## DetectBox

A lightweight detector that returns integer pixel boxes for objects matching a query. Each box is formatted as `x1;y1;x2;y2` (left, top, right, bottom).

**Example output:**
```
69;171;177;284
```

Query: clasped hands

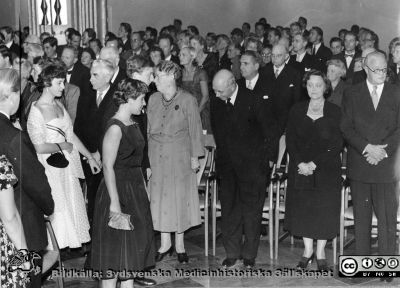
297;162;316;176
363;144;387;165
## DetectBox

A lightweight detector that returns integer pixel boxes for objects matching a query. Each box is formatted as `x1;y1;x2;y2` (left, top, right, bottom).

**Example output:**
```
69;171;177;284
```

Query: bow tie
345;53;354;58
67;70;73;75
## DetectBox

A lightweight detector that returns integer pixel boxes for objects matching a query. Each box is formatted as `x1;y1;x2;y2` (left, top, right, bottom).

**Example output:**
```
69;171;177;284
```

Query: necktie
96;91;103;107
226;97;234;108
371;85;379;110
247;80;252;90
66;70;72;75
275;68;279;78
312;45;316;55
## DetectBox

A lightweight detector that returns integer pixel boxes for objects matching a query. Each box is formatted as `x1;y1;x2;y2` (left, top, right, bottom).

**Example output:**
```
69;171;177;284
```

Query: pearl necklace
161;90;179;108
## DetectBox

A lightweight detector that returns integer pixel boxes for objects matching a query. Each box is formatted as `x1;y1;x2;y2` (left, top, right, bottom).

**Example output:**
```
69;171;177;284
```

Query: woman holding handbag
27;63;101;249
90;79;155;288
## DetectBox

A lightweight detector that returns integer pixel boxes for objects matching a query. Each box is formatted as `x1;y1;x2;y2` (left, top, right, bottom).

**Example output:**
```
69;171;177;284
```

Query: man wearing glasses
341;52;400;283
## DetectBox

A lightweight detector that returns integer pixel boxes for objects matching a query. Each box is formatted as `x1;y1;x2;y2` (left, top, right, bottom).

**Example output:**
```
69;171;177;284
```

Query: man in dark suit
158;34;180;65
332;31;361;83
211;69;278;269
268;44;302;135
99;46;127;89
341;52;400;284
309;26;332;69
0;69;54;288
0;26;20;56
255;22;268;46
288;32;322;77
389;42;400;85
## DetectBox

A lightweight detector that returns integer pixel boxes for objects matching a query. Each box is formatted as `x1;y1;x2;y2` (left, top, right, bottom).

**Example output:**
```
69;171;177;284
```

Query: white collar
366;79;384;98
296;51;307;62
111;66;120;84
97;85;110;98
274;64;285;74
5;41;12;49
246;73;259;90
165;54;172;61
313;42;322;51
228;84;239;105
0;110;10;119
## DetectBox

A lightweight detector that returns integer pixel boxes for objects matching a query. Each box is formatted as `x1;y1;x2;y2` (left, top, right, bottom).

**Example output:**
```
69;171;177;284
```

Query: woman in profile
147;61;204;263
91;79;155;288
27;63;100;249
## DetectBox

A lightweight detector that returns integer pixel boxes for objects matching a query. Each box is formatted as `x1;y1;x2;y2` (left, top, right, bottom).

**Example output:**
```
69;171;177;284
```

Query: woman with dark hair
80;48;96;69
91;78;155;288
148;60;203;263
149;46;164;67
27;63;100;249
284;70;343;272
179;46;211;133
143;39;155;53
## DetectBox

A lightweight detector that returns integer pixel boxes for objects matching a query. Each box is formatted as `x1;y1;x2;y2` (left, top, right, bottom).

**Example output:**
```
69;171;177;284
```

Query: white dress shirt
296;51;307;62
96;85;111;106
246;73;259;90
366;79;384;103
313;42;321;54
227;84;239;105
273;64;285;78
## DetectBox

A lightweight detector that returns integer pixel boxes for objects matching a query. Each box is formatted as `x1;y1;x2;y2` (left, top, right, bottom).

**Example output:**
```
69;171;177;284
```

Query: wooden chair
42;218;64;288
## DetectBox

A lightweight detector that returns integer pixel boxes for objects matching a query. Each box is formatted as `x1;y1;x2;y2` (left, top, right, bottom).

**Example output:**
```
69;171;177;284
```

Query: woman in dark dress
90;79;155;288
284;70;343;272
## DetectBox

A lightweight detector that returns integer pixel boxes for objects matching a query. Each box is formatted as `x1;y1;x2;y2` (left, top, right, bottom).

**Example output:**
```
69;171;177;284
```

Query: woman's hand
191;157;200;173
61;142;73;153
110;200;121;214
88;158;101;174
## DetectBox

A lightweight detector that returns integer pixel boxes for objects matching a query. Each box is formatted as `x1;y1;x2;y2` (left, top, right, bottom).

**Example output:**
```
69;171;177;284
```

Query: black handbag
46;124;69;168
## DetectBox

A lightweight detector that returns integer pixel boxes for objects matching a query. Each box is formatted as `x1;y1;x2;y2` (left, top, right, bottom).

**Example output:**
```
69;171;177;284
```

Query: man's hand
298;162;313;176
364;144;387;165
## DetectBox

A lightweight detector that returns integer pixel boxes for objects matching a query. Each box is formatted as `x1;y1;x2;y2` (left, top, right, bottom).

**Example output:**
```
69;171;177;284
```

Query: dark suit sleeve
255;96;280;161
340;88;369;154
382;87;400;157
9;133;54;216
286;106;303;166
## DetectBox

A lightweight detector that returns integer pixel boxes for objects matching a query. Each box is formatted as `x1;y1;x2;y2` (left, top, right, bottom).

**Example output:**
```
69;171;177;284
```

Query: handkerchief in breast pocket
263;95;269;99
289;84;294;87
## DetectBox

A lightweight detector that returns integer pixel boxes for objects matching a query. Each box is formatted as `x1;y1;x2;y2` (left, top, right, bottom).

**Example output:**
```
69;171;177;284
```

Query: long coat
147;89;204;233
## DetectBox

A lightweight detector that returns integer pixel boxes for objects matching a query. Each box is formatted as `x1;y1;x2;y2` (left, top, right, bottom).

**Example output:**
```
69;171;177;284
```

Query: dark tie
226;97;234;108
312;45;316;55
67;70;72;75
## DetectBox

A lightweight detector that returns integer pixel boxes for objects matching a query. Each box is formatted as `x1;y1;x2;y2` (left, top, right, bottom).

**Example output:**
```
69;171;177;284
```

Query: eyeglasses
365;65;387;74
261;53;271;57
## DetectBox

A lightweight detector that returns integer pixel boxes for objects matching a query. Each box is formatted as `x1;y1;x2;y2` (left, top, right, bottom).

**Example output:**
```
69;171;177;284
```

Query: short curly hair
156;60;182;81
302;69;332;98
126;55;153;78
113;78;148;106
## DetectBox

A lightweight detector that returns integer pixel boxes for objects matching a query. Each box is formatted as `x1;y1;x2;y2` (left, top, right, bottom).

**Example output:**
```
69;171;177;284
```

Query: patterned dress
147;90;204;233
0;156;28;288
27;101;90;249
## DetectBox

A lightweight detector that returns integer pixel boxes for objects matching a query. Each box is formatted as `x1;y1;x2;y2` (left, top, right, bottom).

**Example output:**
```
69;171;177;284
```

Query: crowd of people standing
0;13;399;287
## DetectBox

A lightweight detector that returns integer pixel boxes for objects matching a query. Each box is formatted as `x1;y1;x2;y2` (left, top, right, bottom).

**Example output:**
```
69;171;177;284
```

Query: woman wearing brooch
147;60;204;263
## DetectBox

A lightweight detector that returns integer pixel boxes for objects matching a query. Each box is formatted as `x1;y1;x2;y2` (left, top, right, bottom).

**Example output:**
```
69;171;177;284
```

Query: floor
42;222;399;288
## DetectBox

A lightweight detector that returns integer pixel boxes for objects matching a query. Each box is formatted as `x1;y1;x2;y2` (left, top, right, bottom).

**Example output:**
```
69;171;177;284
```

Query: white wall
108;0;400;52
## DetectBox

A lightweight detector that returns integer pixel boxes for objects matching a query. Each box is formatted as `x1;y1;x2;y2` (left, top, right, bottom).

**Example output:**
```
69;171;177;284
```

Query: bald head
99;46;120;69
212;69;236;101
363;51;387;85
